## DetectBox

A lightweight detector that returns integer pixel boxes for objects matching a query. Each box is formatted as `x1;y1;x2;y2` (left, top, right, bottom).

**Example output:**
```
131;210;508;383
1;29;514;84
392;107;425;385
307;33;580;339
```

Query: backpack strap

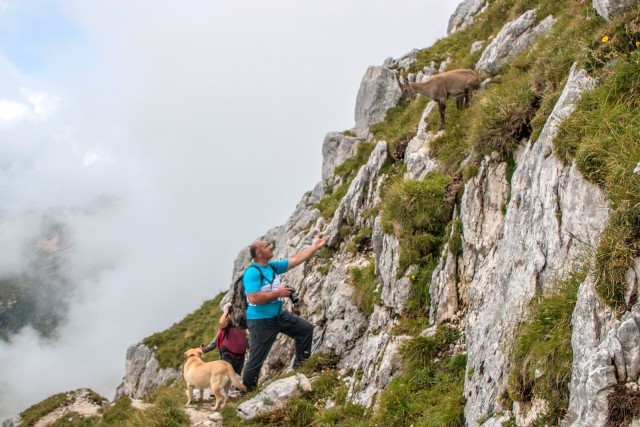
247;264;278;288
246;263;284;317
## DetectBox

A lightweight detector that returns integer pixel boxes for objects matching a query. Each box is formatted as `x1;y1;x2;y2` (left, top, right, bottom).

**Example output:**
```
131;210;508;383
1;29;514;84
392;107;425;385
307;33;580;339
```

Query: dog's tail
228;363;247;391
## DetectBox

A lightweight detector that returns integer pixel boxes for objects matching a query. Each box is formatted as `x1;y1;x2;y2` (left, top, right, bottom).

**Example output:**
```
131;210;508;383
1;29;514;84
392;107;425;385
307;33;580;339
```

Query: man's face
256;241;274;260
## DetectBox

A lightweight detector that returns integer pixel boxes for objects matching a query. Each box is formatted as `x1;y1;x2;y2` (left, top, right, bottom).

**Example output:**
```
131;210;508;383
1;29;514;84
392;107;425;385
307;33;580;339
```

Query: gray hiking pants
242;310;313;391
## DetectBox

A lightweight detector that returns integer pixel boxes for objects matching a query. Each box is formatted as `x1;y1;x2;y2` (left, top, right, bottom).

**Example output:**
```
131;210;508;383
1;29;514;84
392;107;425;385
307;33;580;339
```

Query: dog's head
184;347;204;360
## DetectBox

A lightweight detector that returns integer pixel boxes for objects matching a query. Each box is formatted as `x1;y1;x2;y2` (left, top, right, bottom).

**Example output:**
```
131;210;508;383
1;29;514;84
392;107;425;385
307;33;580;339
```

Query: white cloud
82;150;101;166
21;89;59;117
0;98;28;122
0;0;462;420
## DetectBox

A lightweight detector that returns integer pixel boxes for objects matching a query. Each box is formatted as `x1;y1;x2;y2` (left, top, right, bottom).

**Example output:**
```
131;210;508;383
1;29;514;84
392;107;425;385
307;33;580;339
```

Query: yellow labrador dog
183;347;247;410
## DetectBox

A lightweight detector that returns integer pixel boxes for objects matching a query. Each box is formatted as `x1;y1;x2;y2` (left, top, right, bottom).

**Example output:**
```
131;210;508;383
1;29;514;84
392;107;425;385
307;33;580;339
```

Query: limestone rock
403;101;440;180
114;343;180;400
593;0;639;20
480;413;514;426
565;292;640;426
383;49;419;71
514;398;550;426
354;67;403;140
430;216;462;325
463;65;607;425
336;304;410;408
30;389;108;427
471;40;485;54
184;407;223;427
236;374;312;421
325;141;388;247
373;216;409;314
448;0;488;34
322;132;359;181
476;10;556;75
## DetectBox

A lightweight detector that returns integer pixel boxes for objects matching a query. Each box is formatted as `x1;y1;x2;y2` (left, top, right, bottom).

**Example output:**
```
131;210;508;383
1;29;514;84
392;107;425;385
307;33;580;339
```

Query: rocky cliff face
115;1;640;426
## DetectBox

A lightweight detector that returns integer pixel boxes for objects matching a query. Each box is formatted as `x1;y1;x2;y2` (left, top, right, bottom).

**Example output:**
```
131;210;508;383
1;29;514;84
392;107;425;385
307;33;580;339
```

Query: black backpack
229;264;277;329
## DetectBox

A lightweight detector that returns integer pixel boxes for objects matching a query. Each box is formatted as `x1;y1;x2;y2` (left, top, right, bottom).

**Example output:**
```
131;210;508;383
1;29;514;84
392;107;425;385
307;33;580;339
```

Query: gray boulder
593;0;639;20
322;132;358;180
114;343;180;400
354;67;403;140
236;374;312;421
383;49;419;71
448;0;488;34
476;10;556;75
564;284;640;426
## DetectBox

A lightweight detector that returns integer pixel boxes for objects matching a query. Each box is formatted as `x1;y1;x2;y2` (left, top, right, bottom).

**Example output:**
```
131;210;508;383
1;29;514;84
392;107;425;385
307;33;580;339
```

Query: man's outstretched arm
287;234;329;270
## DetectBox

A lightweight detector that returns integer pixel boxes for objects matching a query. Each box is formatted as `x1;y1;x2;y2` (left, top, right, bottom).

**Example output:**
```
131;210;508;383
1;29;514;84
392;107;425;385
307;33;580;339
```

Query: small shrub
299;351;341;375
404;259;439;316
353;227;373;253
287;399;317;427
446;219;464;257
468;71;539;158
381;173;453;239
607;384;640;427
594;209;640;307
348;261;381;316
309;371;342;401
401;326;460;372
583;3;640;72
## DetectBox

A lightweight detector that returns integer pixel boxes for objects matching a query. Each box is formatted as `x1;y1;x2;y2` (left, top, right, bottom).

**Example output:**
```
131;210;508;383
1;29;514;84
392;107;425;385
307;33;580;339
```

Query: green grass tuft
468;70;539;157
19;392;73;426
143;293;225;369
371;97;427;159
372;326;465;427
126;383;190;427
506;270;585;424
348;261;382;316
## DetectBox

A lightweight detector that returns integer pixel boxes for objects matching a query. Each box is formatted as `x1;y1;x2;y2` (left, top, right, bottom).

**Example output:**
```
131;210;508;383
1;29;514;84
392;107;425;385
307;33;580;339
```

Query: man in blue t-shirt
242;234;328;391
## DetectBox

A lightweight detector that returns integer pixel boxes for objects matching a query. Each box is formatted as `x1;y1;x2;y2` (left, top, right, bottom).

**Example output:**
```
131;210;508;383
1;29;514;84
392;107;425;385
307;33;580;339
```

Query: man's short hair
249;243;258;259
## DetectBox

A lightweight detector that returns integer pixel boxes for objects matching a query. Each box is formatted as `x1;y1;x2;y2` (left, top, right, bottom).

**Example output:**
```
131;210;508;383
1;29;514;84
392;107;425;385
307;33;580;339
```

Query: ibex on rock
407;68;481;128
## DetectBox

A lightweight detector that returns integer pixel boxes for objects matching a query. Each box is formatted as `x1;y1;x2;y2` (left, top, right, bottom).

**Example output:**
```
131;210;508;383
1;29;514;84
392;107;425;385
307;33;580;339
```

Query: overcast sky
0;0;460;419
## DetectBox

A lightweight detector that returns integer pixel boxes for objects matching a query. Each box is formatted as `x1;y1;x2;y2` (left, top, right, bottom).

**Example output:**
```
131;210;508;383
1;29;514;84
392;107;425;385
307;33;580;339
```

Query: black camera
286;286;300;304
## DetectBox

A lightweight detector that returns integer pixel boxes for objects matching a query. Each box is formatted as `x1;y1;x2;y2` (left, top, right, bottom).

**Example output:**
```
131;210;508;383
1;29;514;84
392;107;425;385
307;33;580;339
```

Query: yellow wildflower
602;35;609;43
636;41;640;48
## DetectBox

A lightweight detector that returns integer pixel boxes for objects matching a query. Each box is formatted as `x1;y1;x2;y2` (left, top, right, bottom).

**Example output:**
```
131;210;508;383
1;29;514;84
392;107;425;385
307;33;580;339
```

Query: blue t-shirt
243;260;289;320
